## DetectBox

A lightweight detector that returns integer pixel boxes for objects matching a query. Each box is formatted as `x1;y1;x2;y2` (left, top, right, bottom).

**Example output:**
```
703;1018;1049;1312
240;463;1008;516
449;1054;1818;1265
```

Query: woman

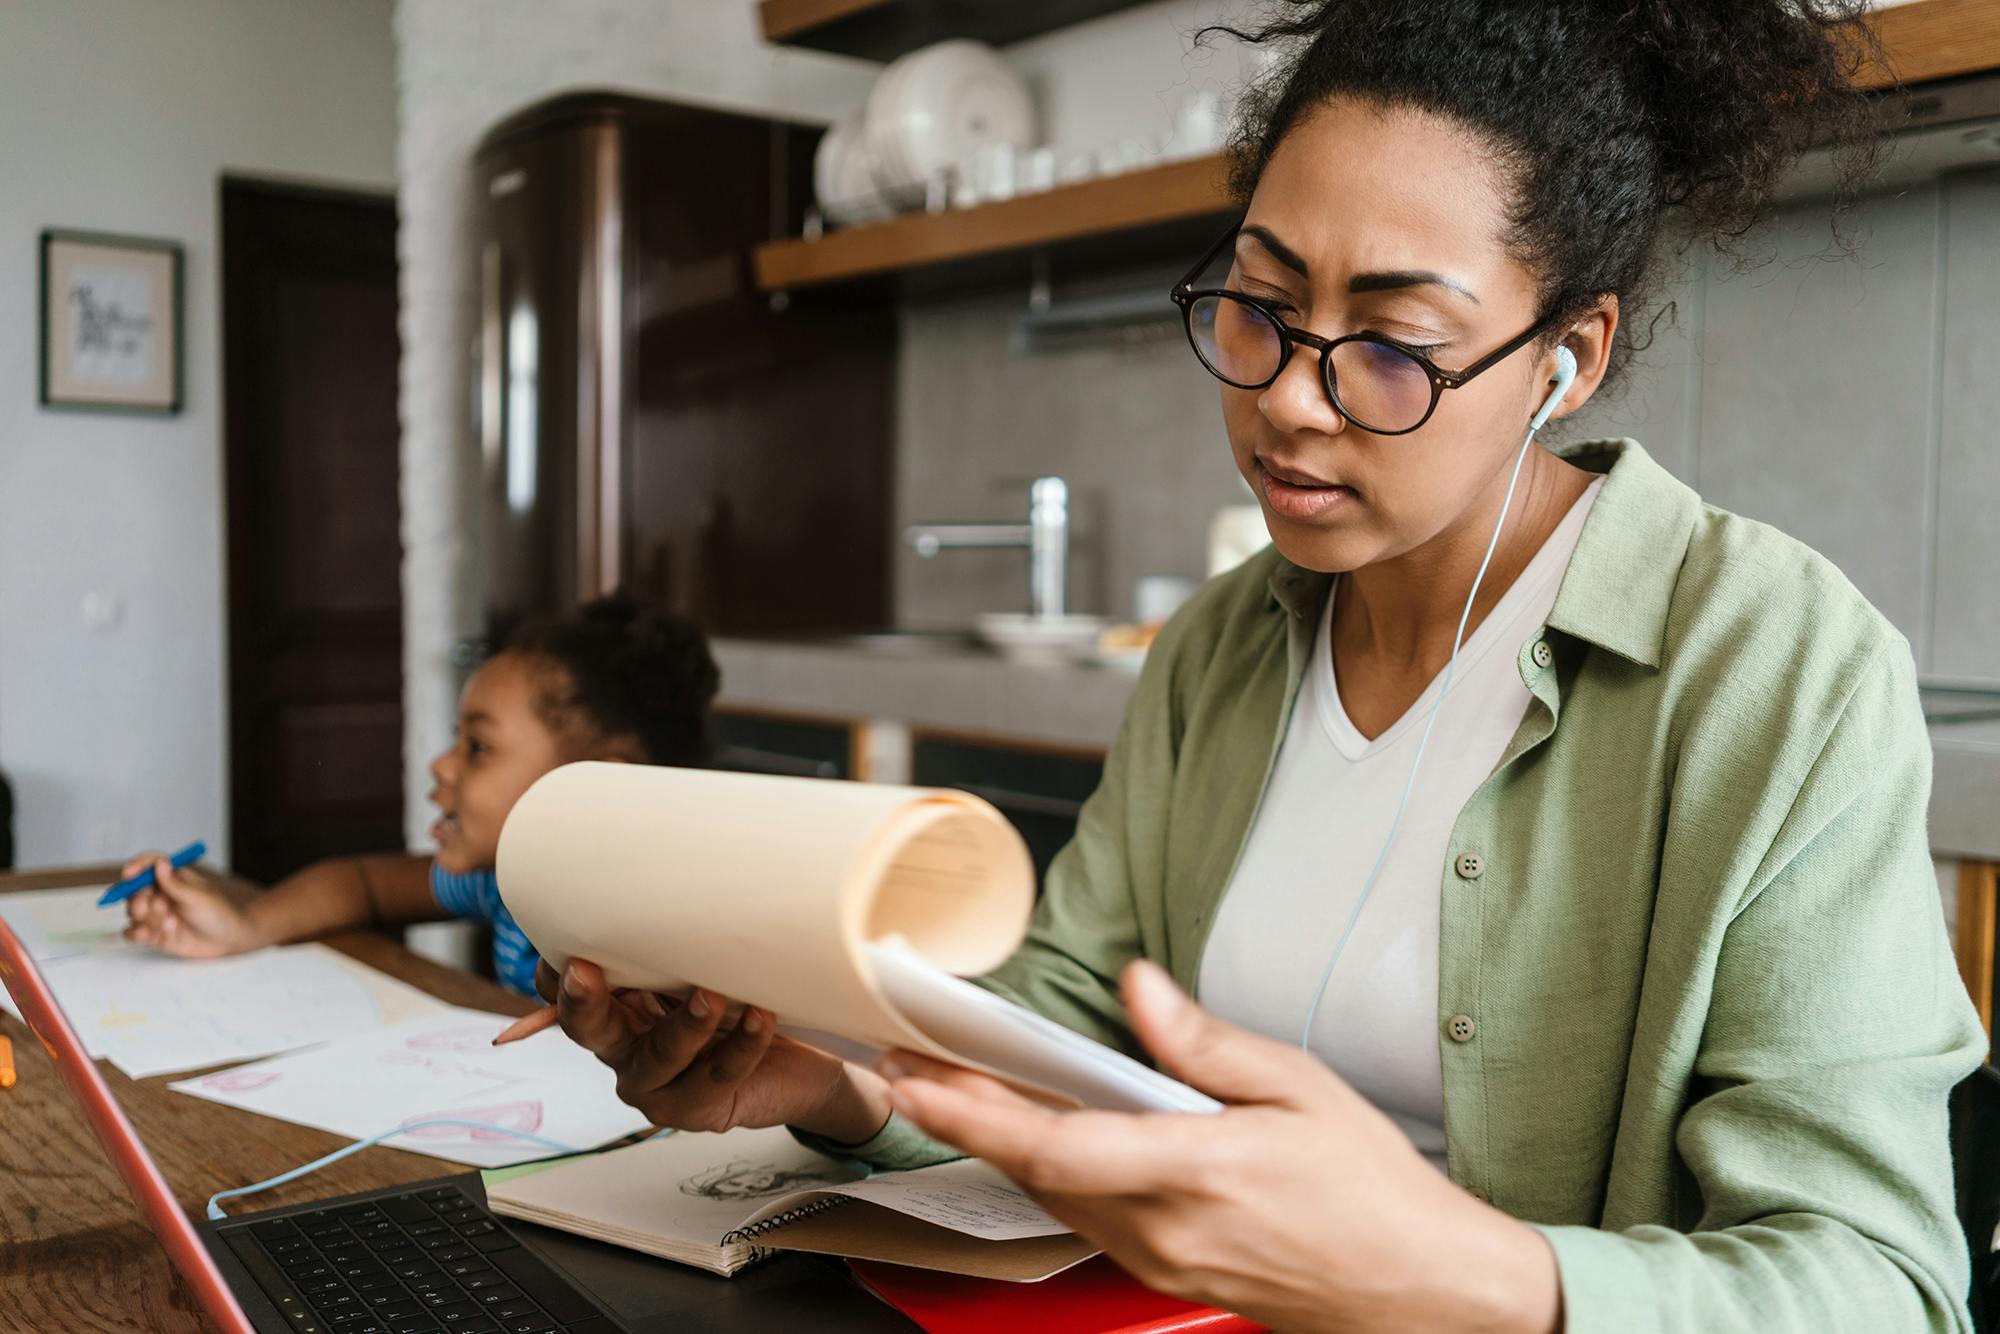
543;1;1983;1328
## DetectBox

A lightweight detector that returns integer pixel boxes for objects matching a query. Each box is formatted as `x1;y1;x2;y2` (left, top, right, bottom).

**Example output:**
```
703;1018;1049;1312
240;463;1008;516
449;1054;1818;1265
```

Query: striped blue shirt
429;863;540;997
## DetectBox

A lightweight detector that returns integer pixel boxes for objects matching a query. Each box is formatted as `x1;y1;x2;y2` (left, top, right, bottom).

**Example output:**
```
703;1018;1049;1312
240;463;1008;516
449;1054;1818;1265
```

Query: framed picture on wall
39;229;183;414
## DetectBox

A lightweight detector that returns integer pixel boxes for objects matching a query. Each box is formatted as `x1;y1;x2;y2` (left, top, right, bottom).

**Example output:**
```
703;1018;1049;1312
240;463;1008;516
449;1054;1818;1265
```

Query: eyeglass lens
1186;292;1436;433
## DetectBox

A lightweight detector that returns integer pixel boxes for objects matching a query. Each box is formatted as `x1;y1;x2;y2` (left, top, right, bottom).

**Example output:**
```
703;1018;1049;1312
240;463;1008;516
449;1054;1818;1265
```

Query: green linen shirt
822;438;1983;1332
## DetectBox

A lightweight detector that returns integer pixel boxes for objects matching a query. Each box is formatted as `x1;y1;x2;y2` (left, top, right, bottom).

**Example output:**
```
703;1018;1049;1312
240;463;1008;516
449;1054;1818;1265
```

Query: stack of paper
171;1007;654;1167
0;887;448;1078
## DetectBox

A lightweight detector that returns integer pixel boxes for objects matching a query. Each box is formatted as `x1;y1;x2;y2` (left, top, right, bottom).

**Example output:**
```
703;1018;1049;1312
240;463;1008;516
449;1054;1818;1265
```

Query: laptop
0;913;907;1334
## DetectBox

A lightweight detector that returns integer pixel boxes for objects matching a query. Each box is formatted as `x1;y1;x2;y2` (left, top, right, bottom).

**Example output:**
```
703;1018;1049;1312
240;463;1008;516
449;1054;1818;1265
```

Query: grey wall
1568;170;2000;687
894;295;1246;627
894;168;2000;690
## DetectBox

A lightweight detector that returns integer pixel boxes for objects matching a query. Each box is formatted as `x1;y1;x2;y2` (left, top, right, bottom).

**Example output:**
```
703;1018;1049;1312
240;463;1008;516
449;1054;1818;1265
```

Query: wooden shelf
759;0;1153;63
754;154;1230;291
1857;0;2000;90
756;0;1999;295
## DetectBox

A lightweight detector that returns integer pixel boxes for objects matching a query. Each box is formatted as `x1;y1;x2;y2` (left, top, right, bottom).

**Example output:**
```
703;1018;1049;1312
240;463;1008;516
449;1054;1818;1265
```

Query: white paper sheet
0;884;137;964
864;941;1222;1114
171;1006;654;1167
762;1157;1071;1241
24;942;447;1078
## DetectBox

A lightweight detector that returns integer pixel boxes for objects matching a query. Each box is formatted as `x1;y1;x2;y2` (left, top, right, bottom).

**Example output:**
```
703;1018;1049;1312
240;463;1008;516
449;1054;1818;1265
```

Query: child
120;594;718;994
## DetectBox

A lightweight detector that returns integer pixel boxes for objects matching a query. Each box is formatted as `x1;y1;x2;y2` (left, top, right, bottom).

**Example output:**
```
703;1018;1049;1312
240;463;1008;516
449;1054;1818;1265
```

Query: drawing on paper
397;1099;546;1141
680;1159;854;1201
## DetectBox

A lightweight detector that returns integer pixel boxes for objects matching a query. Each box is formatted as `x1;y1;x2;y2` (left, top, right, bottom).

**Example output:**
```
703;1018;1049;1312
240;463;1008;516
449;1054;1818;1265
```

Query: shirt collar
1542;438;1698;669
1265;438;1699;671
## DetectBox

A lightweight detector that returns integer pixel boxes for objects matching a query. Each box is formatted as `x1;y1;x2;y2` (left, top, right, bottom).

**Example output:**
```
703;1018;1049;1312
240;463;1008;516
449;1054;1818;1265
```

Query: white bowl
975;613;1108;666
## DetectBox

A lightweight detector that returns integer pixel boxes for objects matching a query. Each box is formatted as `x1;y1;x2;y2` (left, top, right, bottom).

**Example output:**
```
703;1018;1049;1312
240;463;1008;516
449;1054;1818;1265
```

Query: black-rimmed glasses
1169;225;1553;436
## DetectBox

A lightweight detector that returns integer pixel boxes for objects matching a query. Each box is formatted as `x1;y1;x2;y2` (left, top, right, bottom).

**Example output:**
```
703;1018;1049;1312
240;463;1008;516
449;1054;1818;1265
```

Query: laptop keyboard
220;1183;622;1334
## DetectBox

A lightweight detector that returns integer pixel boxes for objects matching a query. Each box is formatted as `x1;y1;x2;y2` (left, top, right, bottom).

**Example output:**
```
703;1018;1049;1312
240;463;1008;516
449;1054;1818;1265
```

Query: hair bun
1615;0;1881;236
1205;0;1883;392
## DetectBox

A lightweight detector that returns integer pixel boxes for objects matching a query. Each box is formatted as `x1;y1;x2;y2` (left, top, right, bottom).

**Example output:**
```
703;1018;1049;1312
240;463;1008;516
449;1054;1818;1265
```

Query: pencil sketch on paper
679;1159;855;1202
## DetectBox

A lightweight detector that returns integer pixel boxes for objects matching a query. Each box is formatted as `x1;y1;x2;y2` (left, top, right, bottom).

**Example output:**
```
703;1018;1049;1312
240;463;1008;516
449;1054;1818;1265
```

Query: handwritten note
170;1007;653;1167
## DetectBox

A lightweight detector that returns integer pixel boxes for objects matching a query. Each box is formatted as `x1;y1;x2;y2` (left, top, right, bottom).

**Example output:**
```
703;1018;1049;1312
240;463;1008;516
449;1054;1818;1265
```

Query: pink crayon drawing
200;1070;283;1094
397;1099;545;1141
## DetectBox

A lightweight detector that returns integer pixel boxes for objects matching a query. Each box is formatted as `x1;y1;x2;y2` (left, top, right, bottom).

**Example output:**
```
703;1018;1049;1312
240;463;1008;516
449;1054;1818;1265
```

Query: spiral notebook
485;1125;1099;1282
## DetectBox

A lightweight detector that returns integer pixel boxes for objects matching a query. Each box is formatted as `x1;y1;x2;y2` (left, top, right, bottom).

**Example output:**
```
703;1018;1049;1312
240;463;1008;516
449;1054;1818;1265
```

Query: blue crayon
98;840;207;907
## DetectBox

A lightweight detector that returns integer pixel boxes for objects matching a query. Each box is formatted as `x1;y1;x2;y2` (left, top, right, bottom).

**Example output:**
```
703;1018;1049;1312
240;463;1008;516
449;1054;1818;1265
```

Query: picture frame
39;228;184;415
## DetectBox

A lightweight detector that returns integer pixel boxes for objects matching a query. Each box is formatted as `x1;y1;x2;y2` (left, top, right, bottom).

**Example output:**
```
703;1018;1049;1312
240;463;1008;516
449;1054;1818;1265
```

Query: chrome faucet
905;476;1070;619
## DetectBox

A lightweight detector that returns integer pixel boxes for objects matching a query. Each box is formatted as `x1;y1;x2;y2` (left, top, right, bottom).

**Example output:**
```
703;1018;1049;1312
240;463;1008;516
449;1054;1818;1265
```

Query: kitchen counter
713;637;1136;750
715;639;2000;859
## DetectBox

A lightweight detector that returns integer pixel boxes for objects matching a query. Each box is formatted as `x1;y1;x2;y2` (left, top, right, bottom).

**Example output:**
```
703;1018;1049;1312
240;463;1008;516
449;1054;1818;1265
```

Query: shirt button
1454;852;1484;880
1531;639;1554;670
1446;1014;1477;1043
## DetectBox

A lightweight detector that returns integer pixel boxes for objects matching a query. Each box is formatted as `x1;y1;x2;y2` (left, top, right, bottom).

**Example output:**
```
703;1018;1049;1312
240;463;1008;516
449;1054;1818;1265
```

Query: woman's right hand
541;959;893;1143
120;852;265;959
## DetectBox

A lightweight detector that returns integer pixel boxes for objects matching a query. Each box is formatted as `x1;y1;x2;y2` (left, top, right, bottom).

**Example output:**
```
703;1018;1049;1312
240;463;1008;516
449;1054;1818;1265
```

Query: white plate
814;105;893;225
867;40;1034;207
863;48;925;204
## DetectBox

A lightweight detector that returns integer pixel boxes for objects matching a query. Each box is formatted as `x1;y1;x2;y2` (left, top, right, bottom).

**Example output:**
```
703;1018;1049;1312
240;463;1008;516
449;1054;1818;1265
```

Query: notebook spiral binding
720;1194;853;1259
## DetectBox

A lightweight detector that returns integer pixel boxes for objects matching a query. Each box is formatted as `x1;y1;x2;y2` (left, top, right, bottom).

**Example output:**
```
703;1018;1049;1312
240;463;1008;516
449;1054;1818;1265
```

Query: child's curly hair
1205;0;1887;383
508;593;719;768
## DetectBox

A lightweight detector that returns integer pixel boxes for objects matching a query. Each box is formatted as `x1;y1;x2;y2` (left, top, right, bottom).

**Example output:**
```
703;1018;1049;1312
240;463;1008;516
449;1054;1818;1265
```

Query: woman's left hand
879;961;1561;1334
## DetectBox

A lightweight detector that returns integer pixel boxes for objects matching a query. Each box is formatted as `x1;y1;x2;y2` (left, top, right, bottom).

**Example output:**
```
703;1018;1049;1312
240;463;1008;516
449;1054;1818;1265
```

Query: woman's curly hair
508;593;719;768
1203;0;1888;381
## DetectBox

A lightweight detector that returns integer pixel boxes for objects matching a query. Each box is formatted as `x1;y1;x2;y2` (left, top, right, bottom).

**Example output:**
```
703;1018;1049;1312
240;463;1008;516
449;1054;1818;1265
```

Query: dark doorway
222;177;402;883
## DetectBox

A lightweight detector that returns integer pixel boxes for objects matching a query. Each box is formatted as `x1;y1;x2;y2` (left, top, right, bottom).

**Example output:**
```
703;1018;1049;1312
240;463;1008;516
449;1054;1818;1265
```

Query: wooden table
0;865;538;1334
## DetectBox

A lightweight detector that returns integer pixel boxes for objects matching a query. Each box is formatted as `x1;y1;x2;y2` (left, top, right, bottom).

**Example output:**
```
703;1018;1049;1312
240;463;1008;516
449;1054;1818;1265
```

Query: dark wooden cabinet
714;710;859;780
910;733;1104;886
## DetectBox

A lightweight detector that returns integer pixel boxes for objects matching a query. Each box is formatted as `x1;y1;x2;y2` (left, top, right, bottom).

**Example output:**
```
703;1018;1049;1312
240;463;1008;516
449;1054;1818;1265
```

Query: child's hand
120;852;265;959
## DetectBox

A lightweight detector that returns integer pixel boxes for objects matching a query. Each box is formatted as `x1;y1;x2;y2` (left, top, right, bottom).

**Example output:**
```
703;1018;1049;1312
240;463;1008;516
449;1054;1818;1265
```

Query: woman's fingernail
743;1008;765;1034
562;968;583;999
878;1056;908;1081
688;990;711;1018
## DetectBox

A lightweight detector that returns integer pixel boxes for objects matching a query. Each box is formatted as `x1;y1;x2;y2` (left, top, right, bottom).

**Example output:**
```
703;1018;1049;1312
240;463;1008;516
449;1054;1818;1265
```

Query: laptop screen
0;913;257;1334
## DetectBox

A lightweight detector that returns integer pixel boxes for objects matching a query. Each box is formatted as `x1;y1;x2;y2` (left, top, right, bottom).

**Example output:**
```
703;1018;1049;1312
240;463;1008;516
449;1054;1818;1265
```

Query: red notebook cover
848;1255;1267;1334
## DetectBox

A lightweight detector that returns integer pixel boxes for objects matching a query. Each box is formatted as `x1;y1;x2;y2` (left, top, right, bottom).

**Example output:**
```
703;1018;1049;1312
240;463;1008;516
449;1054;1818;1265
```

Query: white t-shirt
1196;479;1602;1171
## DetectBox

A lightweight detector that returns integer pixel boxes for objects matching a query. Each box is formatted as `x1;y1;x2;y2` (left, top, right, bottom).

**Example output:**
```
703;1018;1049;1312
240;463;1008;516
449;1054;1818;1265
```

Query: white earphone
1298;340;1581;1049
1531;344;1578;431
